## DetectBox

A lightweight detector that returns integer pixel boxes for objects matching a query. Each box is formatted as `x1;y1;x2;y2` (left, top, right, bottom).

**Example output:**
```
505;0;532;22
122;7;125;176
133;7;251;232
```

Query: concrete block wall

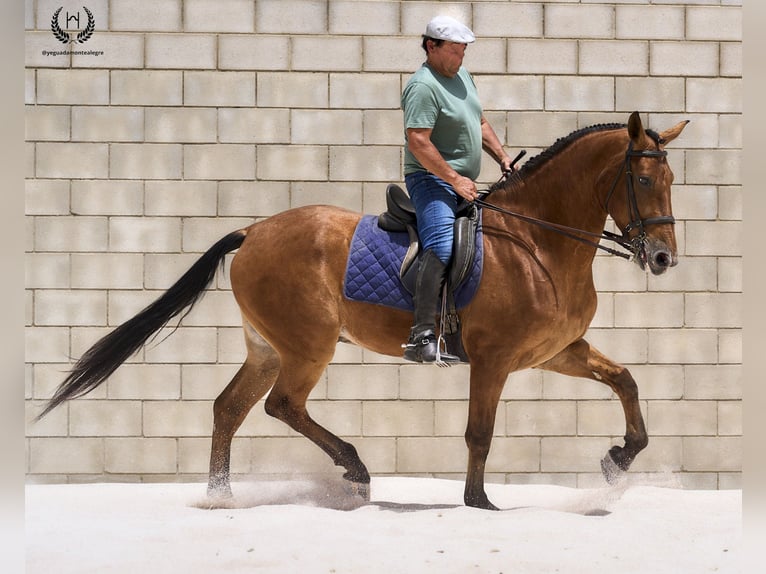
25;0;741;489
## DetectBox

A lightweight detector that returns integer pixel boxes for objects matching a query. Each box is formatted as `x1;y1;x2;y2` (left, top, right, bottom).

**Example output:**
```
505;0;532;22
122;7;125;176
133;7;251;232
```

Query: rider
401;15;513;363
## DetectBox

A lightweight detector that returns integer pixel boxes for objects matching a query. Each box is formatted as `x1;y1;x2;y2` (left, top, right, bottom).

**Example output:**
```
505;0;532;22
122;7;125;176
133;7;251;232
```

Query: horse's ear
627;111;648;147
659;120;690;145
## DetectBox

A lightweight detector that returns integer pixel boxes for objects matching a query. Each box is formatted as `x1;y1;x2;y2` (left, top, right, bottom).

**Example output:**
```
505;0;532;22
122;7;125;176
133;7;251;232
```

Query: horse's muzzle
641;238;678;275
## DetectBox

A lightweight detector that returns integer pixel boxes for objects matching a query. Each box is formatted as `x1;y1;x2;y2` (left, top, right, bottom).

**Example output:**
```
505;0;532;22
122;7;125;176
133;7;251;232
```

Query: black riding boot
403;250;457;363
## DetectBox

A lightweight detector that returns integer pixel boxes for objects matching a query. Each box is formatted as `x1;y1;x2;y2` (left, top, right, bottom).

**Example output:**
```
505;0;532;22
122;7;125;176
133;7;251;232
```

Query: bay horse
38;112;688;510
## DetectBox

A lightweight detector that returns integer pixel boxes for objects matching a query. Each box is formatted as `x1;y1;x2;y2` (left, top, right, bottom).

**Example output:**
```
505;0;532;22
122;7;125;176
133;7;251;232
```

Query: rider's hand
452;175;479;202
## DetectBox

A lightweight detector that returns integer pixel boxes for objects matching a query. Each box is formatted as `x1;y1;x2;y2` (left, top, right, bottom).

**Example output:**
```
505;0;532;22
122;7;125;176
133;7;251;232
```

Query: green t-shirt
401;63;483;180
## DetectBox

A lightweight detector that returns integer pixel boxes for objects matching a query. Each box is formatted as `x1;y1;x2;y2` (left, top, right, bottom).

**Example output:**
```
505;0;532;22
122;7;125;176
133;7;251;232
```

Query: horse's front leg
537;339;648;483
464;363;508;510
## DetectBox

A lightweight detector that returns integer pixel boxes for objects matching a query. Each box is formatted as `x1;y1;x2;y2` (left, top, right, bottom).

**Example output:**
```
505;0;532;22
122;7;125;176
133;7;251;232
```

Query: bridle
475;140;673;262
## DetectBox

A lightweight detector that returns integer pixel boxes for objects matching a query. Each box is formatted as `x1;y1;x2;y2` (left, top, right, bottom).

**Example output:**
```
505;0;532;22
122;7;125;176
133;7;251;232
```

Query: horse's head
603;112;689;275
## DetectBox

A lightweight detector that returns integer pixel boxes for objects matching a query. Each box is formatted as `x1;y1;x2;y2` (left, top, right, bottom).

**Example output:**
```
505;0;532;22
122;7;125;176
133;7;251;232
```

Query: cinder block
308;400;363;437
719;329;741;365
648;401;718;436
616;77;685;113
397;437;467;473
25;105;69;142
399;364;470;400
327;365;399;400
475;76;544;112
110;143;183;180
217;327;248;365
400;3;472;37
143;327;218;363
110;71;183;106
257;72;328;108
593;256;647;292
184;144;256;180
25;32;70;69
218;108;290;143
34;290;106;326
461;39;506;75
26;253;70;288
717;257;742;293
485;437;541;473
71;327;144;366
541;437;611;472
106;290;163;325
685;221;741;256
363;37;425;74
251;437;336;474
184;0;254;33
687;79;742;114
507;112;578;148
720;114;742;150
507;401;577;436
34;216;108;252
616;6;685;40
293;37;362;72
687;7;742;41
627;364;685;400
181;363;240;400
257;145;328;181
290;182;362;211
218;35;290;70
362;401;433;437
650;42;719;77
36;142;109;179
218;181;290;217
542;370;613;401
435;400;504;437
71;107;144;142
363;110;404;146
105;437;177;473
25;69;35;104
32;363;90;400
502;370;544;401
545;5;614;39
255;0;327;34
37;69;109;104
583;329;648;365
330;1;399;35
71;33;145;69
171;291;241;327
546;76;614;112
685;293;741;329
184;71;256;107
145;108;216;143
111;0;182;32
648;329;719;365
648;256;717;293
629;436;682;473
25;179;69;215
509;40;577;75
30;437;104;474
614;293;684;328
108;216;181;252
143;400;212;437
291;110;362;145
683;436;741;472
577;400;640;437
671;185;718;220
720;43;742;78
329;146;400;182
70;253;143;289
580;41;648;76
26;400;67;437
145;34;216;70
145;181;217;216
106;364;181;400
236;400;293;437
718;401;741;436
69;400;143;436
473;3;543;38
329;73;401;109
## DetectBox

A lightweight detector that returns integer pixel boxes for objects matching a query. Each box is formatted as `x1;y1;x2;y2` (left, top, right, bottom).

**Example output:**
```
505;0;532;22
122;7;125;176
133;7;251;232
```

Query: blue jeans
404;172;461;265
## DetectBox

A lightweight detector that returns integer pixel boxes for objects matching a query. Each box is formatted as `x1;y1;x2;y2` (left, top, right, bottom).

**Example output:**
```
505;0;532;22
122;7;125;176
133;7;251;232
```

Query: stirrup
434;334;460;368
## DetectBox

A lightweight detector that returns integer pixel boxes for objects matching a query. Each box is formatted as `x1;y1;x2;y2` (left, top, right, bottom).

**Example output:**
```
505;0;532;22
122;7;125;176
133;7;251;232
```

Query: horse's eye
637;176;651;187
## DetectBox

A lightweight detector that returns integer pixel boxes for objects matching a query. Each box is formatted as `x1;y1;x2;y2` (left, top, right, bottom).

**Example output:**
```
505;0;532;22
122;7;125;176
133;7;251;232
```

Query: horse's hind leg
537;338;648;483
264;350;371;495
208;322;280;498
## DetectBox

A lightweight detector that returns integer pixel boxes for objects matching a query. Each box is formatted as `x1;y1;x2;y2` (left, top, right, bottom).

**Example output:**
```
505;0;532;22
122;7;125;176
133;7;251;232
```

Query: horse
37;111;688;510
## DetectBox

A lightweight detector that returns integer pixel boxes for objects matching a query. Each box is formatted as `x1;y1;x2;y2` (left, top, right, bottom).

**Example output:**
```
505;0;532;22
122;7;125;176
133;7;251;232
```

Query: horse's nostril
654;251;671;268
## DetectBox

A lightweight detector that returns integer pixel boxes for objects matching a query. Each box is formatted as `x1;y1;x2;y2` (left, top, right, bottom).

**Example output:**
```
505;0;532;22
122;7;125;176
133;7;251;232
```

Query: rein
476;141;672;262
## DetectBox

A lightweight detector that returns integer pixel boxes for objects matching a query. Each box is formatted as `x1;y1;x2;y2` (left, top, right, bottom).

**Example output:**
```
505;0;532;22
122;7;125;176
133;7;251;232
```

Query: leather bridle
476;140;674;262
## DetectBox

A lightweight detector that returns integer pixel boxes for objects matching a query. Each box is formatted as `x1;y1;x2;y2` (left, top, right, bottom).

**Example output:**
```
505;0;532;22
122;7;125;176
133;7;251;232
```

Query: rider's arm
406;127;478;201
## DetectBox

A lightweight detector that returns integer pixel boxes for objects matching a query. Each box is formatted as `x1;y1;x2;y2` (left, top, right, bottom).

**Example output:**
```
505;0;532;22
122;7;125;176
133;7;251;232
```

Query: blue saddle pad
343;215;483;312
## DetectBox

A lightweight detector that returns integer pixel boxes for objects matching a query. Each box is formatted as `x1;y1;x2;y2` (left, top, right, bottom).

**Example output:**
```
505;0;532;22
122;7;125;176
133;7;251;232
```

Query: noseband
602;141;674;261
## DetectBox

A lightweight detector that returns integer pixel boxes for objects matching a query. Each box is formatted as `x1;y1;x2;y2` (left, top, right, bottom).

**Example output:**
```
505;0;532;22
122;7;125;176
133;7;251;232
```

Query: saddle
376;184;481;363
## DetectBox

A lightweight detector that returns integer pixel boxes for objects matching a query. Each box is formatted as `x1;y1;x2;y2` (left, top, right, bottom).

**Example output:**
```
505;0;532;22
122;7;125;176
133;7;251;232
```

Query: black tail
36;230;247;421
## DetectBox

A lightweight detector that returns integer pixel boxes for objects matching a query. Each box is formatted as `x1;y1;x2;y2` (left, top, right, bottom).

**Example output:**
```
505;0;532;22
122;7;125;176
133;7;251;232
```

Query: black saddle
377;184;479;297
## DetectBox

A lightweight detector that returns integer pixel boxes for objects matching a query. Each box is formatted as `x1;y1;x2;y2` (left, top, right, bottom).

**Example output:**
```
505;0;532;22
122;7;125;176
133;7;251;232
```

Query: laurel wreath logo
51;6;95;44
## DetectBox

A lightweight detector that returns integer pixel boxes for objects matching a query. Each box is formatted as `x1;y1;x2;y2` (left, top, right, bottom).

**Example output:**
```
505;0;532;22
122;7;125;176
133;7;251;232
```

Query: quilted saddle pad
343;215;483;312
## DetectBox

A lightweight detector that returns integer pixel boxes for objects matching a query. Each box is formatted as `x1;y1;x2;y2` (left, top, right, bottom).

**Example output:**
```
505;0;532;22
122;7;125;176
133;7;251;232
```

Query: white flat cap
424;15;475;44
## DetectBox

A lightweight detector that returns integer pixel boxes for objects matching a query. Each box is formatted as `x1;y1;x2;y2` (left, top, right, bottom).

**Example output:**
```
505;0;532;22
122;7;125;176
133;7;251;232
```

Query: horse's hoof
345;480;370;502
600;452;625;485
